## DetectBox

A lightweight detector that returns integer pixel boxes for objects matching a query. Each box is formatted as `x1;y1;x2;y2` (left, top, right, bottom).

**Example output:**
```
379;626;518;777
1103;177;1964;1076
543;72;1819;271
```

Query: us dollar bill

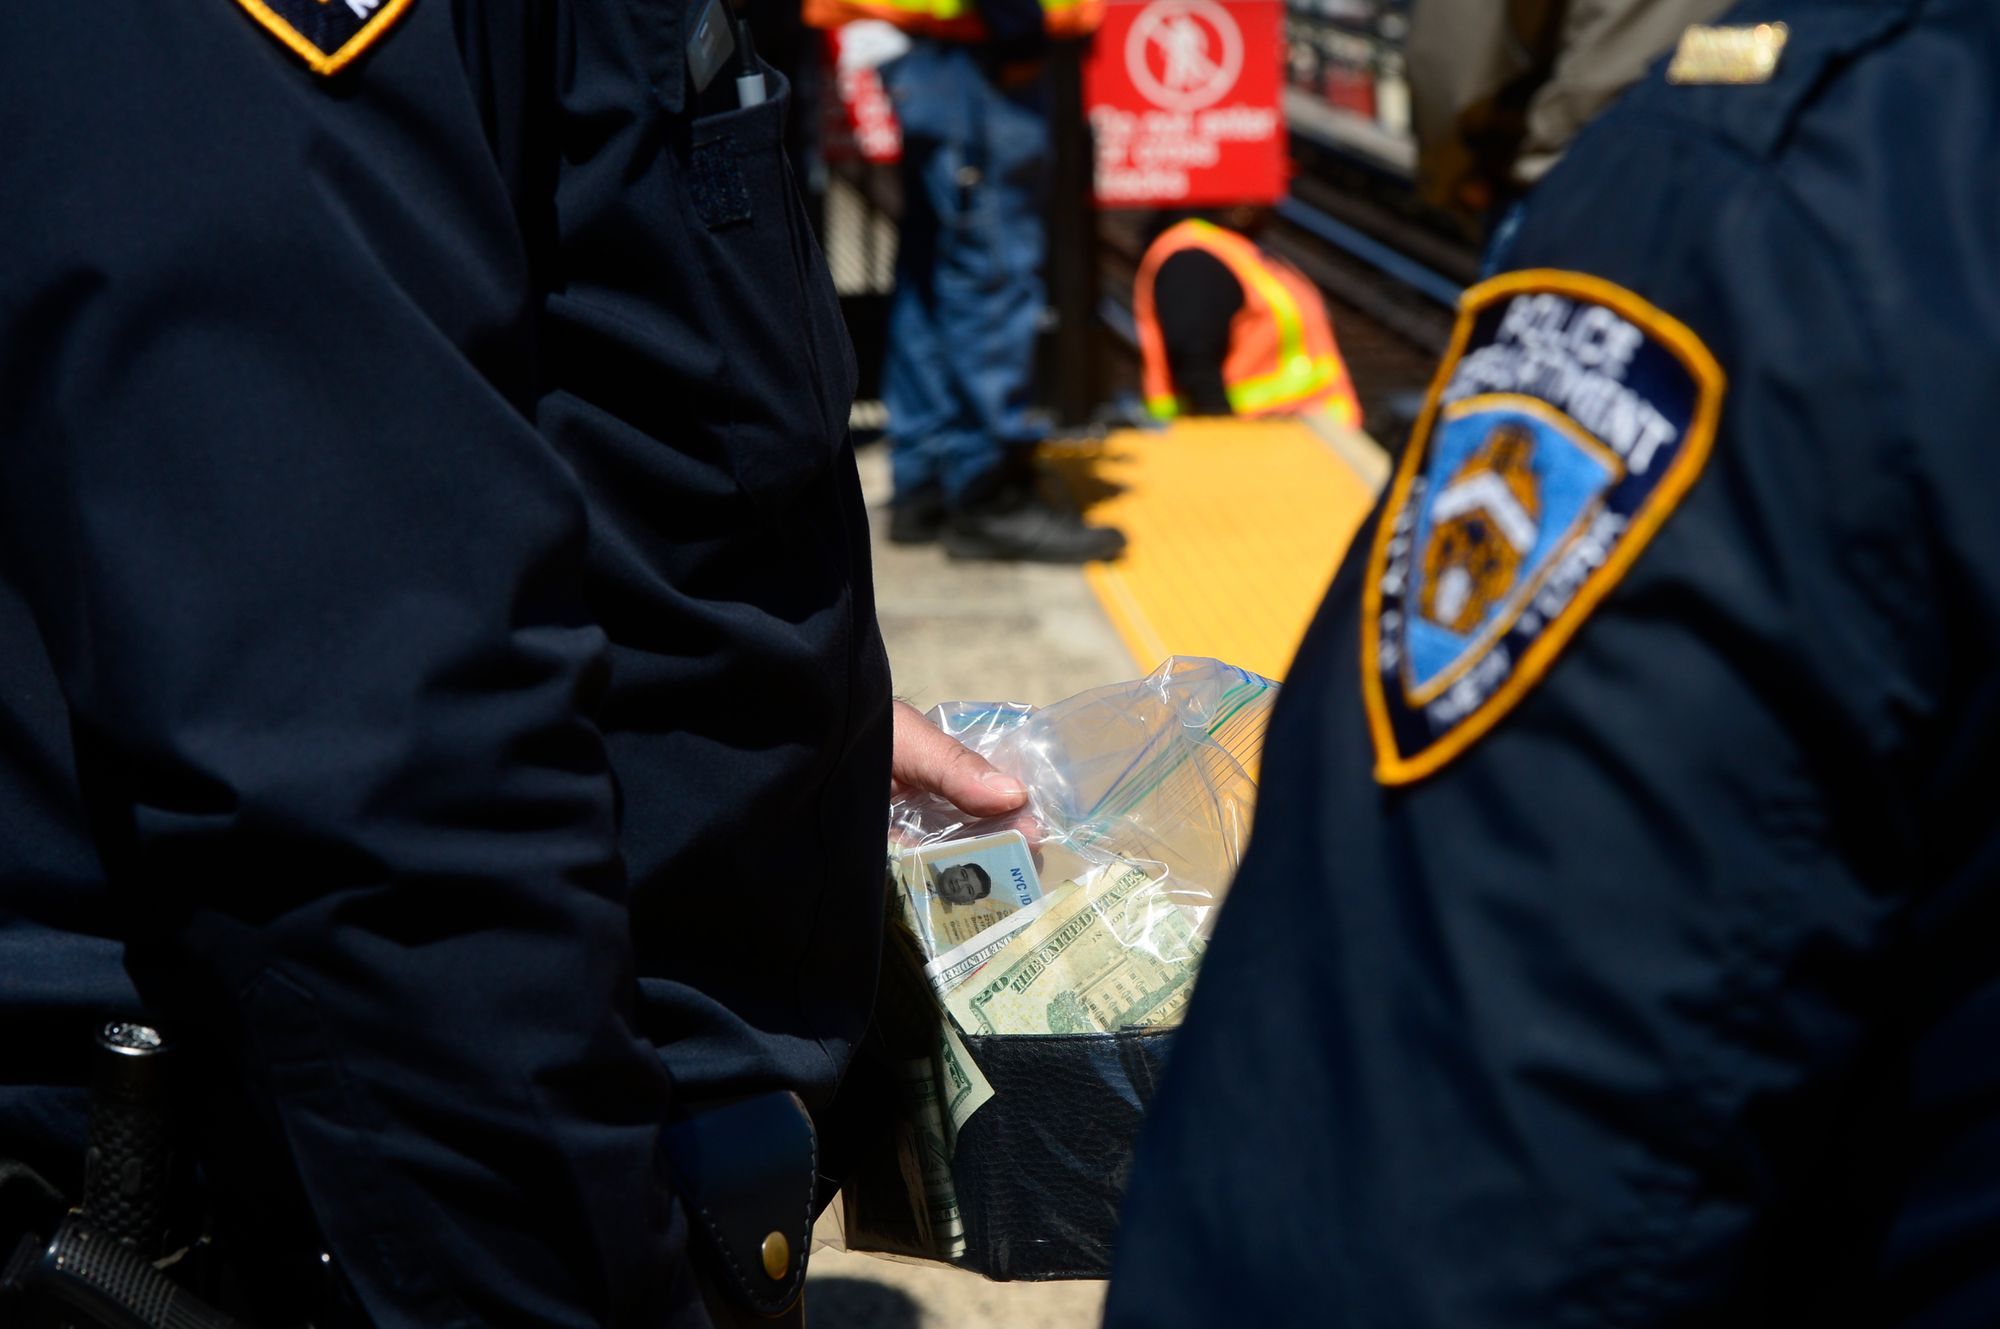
922;880;1080;995
897;1055;968;1258
936;1019;994;1144
843;928;990;1262
940;862;1205;1037
873;925;997;1140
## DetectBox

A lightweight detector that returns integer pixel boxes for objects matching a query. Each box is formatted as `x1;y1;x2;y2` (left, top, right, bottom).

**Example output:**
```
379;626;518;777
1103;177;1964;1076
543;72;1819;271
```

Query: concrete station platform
869;416;1385;706
806;417;1384;1327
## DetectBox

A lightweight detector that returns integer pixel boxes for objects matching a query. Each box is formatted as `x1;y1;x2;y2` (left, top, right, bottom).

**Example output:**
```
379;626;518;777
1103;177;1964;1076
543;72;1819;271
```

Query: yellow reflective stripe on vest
1226;352;1342;414
843;0;969;21
849;0;1078;20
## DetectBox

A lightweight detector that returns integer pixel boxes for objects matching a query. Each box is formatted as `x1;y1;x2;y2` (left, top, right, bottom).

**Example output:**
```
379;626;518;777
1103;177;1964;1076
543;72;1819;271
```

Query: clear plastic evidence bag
836;657;1278;1279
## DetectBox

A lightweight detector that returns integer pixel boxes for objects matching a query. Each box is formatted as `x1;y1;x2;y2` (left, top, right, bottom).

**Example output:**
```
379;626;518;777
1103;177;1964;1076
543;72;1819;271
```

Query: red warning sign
1085;0;1286;207
818;29;902;165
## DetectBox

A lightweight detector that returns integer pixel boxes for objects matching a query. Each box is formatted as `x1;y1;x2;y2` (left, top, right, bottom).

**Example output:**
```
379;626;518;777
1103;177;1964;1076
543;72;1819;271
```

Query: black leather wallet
952;1029;1176;1280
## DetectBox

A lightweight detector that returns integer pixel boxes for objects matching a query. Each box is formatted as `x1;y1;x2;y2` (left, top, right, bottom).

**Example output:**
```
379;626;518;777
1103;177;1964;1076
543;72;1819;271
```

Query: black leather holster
662;1091;817;1327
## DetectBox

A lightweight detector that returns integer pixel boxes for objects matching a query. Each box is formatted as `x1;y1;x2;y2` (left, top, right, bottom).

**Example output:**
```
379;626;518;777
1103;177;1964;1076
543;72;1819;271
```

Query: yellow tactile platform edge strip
1046;419;1387;684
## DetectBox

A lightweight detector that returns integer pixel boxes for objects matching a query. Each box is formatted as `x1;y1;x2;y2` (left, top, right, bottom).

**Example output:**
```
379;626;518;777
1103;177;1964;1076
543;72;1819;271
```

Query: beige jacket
1407;0;1732;216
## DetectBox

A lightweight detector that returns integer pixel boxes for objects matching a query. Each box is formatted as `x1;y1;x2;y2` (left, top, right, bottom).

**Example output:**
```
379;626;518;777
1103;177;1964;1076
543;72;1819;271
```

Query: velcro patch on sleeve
1361;270;1726;785
232;0;412;76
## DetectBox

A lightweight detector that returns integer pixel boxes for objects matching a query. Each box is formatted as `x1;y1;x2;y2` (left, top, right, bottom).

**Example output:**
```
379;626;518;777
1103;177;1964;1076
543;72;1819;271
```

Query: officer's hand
890;699;1029;817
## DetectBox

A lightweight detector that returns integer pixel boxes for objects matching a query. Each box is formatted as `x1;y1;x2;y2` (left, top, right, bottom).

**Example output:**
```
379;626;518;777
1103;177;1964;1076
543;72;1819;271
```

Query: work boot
887;487;945;544
941;486;1127;563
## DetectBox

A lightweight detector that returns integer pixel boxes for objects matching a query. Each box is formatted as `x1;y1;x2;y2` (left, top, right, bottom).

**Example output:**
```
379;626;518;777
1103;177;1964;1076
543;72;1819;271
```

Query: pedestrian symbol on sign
1126;0;1245;112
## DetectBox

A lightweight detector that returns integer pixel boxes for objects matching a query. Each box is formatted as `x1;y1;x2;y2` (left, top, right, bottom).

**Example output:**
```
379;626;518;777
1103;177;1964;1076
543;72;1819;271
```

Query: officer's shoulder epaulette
1620;0;1920;161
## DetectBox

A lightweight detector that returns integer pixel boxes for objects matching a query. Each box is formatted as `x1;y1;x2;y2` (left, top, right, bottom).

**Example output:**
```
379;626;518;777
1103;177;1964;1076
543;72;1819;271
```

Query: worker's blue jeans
879;42;1050;506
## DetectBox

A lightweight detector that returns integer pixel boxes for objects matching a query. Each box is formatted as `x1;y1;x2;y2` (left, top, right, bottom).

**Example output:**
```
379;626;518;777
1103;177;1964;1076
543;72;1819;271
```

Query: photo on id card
896;829;1043;958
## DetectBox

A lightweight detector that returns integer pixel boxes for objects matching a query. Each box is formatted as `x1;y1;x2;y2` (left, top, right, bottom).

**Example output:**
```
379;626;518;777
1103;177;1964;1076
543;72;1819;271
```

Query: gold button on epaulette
761;1231;791;1281
1666;22;1790;85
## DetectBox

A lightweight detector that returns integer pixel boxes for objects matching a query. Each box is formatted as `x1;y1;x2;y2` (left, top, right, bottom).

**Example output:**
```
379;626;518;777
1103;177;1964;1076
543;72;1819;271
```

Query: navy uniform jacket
1108;0;2000;1324
0;2;889;1327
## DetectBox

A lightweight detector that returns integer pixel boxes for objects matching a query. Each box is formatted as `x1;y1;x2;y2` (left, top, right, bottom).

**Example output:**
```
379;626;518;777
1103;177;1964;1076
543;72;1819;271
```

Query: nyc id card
893;829;1044;959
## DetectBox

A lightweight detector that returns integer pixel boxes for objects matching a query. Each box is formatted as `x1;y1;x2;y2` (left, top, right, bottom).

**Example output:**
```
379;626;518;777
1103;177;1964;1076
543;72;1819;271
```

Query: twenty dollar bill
941;863;1204;1037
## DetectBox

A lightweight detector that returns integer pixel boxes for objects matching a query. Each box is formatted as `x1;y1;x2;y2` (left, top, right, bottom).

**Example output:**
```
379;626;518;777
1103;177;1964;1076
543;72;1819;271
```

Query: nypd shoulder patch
233;0;412;76
1362;270;1725;785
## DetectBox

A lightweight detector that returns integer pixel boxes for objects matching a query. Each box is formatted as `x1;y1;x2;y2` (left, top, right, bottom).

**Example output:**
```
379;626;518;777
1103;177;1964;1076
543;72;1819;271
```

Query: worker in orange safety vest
1135;216;1363;432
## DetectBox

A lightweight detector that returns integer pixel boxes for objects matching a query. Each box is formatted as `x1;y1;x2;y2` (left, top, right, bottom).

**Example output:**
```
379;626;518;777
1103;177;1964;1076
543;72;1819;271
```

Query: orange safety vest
803;0;1101;42
1134;219;1362;430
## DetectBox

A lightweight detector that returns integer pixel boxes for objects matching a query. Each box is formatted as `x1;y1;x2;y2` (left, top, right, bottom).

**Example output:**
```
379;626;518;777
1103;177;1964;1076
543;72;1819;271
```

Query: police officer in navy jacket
0;4;1025;1327
1108;1;2000;1323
